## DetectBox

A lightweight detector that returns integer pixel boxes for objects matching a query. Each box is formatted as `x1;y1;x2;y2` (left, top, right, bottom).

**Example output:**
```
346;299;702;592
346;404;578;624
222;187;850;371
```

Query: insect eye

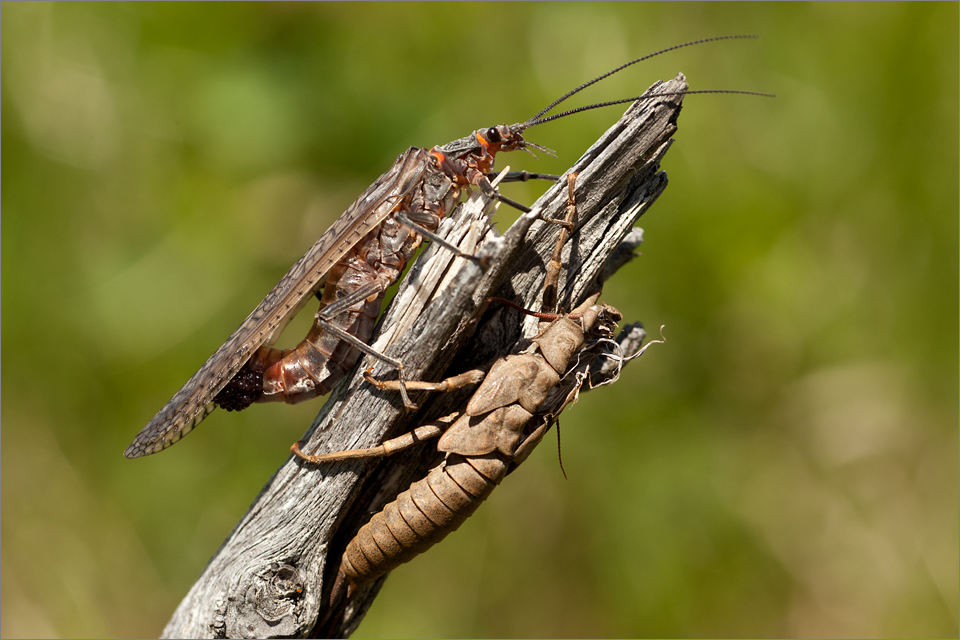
485;127;502;143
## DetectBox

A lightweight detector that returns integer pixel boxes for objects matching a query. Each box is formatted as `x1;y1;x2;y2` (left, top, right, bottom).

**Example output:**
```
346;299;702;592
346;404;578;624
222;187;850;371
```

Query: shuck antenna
519;35;774;130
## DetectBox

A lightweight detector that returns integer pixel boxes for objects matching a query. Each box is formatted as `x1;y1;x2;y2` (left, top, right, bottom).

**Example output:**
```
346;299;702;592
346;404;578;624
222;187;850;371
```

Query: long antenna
528;89;775;127
526;35;762;126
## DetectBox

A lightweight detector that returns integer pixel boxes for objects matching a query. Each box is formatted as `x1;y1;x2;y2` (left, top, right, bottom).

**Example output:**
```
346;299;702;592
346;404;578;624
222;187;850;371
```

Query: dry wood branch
161;73;687;639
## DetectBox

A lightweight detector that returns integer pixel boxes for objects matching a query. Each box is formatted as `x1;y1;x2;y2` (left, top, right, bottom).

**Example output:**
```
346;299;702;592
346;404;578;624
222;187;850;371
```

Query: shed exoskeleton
293;293;622;603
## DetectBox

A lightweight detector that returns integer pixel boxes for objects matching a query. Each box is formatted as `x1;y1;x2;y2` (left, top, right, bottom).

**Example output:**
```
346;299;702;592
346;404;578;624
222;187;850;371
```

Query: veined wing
124;148;429;458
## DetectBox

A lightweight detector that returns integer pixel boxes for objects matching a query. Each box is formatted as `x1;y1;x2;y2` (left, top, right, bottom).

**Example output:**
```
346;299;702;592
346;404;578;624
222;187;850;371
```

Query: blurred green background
2;3;956;638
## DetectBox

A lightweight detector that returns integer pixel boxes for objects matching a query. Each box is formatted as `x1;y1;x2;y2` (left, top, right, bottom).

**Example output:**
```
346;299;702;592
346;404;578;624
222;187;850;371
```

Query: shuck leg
290;413;458;463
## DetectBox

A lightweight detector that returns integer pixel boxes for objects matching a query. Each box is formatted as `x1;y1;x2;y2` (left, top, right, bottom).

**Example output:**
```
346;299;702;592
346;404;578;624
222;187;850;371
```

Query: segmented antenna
529;89;775;127
522;35;771;129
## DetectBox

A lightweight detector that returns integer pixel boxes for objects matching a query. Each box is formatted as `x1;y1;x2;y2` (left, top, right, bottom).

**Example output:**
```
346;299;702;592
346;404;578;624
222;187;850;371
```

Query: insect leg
493;192;532;213
393;212;483;264
541;172;579;314
481;171;562;212
309;281;422;409
312;317;417;409
315;280;385;323
467;165;535;214
290;413;458;463
488;170;561;183
363;368;485;393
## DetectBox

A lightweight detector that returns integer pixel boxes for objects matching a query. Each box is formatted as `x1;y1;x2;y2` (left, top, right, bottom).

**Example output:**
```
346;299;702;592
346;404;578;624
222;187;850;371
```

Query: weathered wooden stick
161;73;687;639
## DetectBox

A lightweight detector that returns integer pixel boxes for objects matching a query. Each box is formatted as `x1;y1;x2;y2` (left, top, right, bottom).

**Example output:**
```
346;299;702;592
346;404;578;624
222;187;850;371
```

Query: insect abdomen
334;453;508;599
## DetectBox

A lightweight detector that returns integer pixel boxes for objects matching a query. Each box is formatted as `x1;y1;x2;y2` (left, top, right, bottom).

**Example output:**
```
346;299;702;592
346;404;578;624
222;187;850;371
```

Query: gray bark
161;73;687;639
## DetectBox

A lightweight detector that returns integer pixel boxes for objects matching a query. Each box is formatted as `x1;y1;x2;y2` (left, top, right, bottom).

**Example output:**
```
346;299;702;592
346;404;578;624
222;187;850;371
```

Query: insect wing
124;149;428;458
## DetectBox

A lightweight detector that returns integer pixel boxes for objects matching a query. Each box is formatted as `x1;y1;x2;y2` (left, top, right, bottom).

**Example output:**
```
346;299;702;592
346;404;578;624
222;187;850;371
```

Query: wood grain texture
161;74;687;639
